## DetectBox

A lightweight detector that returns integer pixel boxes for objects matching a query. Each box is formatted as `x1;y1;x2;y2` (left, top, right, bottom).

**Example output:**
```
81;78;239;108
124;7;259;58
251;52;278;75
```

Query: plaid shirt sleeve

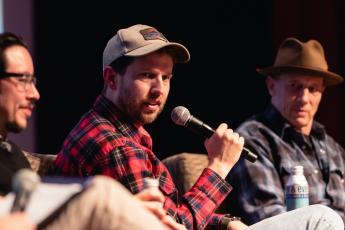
96;144;232;230
181;168;232;229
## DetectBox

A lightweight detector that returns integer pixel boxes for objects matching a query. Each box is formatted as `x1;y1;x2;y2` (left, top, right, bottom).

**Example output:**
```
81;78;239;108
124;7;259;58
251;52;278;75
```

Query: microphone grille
12;169;41;193
171;106;190;126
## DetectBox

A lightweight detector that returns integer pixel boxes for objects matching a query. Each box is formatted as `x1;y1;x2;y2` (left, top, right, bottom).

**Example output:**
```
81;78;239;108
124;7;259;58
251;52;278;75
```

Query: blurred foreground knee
86;175;125;190
309;204;344;229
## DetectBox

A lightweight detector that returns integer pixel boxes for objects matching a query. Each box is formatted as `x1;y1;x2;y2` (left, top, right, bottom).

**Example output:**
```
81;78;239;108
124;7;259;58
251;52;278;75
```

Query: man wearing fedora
226;37;345;225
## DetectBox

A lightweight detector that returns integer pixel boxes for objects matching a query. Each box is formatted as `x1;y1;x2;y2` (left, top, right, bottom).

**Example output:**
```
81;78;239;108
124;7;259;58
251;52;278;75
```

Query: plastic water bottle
143;177;159;190
285;165;309;211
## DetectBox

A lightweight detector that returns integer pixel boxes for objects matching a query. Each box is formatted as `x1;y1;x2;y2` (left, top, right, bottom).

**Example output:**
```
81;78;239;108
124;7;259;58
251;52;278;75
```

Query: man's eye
289;83;297;89
163;74;173;81
309;86;317;93
18;78;27;83
142;73;153;78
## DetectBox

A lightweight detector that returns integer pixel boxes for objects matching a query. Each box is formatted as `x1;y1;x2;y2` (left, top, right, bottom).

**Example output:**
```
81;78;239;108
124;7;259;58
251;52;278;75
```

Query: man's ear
103;66;117;89
265;75;275;96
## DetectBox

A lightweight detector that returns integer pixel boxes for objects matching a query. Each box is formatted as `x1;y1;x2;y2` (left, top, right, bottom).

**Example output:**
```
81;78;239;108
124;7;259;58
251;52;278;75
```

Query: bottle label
143;177;159;189
285;184;309;211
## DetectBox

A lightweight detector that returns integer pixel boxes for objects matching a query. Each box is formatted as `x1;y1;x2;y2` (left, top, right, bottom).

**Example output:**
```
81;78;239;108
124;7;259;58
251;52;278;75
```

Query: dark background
34;0;344;159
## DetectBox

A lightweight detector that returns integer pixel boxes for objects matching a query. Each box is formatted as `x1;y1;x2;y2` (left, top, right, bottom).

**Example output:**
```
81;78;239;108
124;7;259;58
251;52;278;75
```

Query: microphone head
12;168;41;193
171;106;191;126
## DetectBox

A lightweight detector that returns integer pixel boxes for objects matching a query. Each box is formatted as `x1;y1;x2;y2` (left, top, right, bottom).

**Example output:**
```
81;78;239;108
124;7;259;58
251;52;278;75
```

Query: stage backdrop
34;1;344;159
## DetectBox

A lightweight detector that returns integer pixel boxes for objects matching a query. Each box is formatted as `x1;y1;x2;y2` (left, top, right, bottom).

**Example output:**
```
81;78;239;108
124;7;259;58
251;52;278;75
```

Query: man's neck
296;123;312;136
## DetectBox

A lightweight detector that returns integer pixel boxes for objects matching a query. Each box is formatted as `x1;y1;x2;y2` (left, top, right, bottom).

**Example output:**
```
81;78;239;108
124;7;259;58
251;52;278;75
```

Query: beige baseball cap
103;24;190;69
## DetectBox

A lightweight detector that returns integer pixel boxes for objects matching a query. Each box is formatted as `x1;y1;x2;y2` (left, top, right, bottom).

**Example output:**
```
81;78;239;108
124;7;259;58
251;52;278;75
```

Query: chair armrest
162;152;208;193
22;150;57;176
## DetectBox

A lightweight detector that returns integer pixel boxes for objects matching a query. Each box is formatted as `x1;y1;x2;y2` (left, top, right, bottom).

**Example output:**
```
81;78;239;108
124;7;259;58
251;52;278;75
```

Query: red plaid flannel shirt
54;95;231;229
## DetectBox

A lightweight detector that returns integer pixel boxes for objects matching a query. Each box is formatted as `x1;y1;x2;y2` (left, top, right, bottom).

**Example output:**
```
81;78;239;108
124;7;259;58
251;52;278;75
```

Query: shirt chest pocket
158;177;180;218
328;163;345;189
159;177;178;198
326;163;345;207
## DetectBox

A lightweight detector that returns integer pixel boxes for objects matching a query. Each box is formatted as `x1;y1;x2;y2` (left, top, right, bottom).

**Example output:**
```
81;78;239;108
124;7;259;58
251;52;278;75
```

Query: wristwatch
221;214;241;230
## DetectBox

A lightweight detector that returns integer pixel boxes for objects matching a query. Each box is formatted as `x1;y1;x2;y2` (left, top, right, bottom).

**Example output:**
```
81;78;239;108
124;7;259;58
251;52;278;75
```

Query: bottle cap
143;177;159;188
292;165;304;174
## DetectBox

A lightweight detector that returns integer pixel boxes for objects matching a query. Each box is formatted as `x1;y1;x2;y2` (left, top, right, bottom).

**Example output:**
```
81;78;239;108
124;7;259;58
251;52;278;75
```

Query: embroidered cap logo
140;28;168;42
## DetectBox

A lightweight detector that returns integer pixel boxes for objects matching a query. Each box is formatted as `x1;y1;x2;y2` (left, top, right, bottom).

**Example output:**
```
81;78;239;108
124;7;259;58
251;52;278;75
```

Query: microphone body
185;115;214;138
171;106;258;163
11;168;40;212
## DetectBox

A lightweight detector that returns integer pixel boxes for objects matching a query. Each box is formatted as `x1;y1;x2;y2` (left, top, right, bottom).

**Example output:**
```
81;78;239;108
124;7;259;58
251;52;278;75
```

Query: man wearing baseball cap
227;37;345;225
54;23;246;229
54;26;344;230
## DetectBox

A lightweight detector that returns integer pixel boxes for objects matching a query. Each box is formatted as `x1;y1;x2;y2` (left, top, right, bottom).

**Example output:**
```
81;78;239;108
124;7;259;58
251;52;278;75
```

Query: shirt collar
0;134;7;142
262;104;326;142
93;95;152;149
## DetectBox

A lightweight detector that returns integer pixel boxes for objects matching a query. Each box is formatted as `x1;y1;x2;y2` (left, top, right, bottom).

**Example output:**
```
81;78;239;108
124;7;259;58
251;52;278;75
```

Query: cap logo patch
140;28;168;42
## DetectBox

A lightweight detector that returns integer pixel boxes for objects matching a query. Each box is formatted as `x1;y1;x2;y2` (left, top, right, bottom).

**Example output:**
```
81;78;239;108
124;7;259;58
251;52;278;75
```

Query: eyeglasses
0;72;37;92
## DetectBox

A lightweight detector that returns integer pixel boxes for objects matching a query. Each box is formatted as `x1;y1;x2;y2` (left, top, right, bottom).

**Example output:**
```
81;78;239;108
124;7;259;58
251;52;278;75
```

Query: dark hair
109;56;135;76
0;32;28;72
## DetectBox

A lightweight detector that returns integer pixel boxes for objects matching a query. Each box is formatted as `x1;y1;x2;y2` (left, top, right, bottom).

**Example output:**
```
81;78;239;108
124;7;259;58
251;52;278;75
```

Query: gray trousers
248;204;344;230
43;176;343;230
43;176;168;230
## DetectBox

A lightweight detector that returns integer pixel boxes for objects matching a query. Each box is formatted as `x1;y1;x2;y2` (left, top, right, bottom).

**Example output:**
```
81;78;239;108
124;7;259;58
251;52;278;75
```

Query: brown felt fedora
257;37;343;86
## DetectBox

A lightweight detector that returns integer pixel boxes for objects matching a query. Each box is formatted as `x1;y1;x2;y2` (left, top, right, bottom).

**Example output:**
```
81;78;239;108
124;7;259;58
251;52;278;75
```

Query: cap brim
125;42;190;63
257;66;344;86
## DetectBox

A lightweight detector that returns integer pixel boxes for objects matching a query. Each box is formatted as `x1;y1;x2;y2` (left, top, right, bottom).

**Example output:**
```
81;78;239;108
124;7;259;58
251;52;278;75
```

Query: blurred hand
162;215;187;230
227;220;248;230
205;123;244;178
135;188;166;219
135;188;187;230
0;212;36;230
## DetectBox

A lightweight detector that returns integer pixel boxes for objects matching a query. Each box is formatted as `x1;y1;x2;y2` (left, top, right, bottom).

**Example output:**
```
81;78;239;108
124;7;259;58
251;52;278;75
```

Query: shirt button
320;149;326;154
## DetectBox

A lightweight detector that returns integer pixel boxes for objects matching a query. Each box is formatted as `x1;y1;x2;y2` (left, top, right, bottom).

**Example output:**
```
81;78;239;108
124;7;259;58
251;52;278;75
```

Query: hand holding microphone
171;106;257;165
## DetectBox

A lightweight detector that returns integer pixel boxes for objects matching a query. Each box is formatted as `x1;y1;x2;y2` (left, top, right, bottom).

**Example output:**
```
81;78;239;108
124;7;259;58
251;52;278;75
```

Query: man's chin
6;122;26;133
292;119;309;130
142;116;157;125
140;113;159;125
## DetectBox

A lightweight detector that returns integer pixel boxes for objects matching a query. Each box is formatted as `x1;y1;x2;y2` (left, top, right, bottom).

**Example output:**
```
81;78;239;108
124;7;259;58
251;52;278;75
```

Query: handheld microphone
171;106;258;163
11;168;41;212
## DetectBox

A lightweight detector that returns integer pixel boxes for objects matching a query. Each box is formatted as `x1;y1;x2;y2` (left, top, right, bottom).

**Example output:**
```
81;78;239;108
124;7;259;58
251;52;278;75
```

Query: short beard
127;103;164;125
117;84;166;126
138;107;163;125
5;122;24;134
